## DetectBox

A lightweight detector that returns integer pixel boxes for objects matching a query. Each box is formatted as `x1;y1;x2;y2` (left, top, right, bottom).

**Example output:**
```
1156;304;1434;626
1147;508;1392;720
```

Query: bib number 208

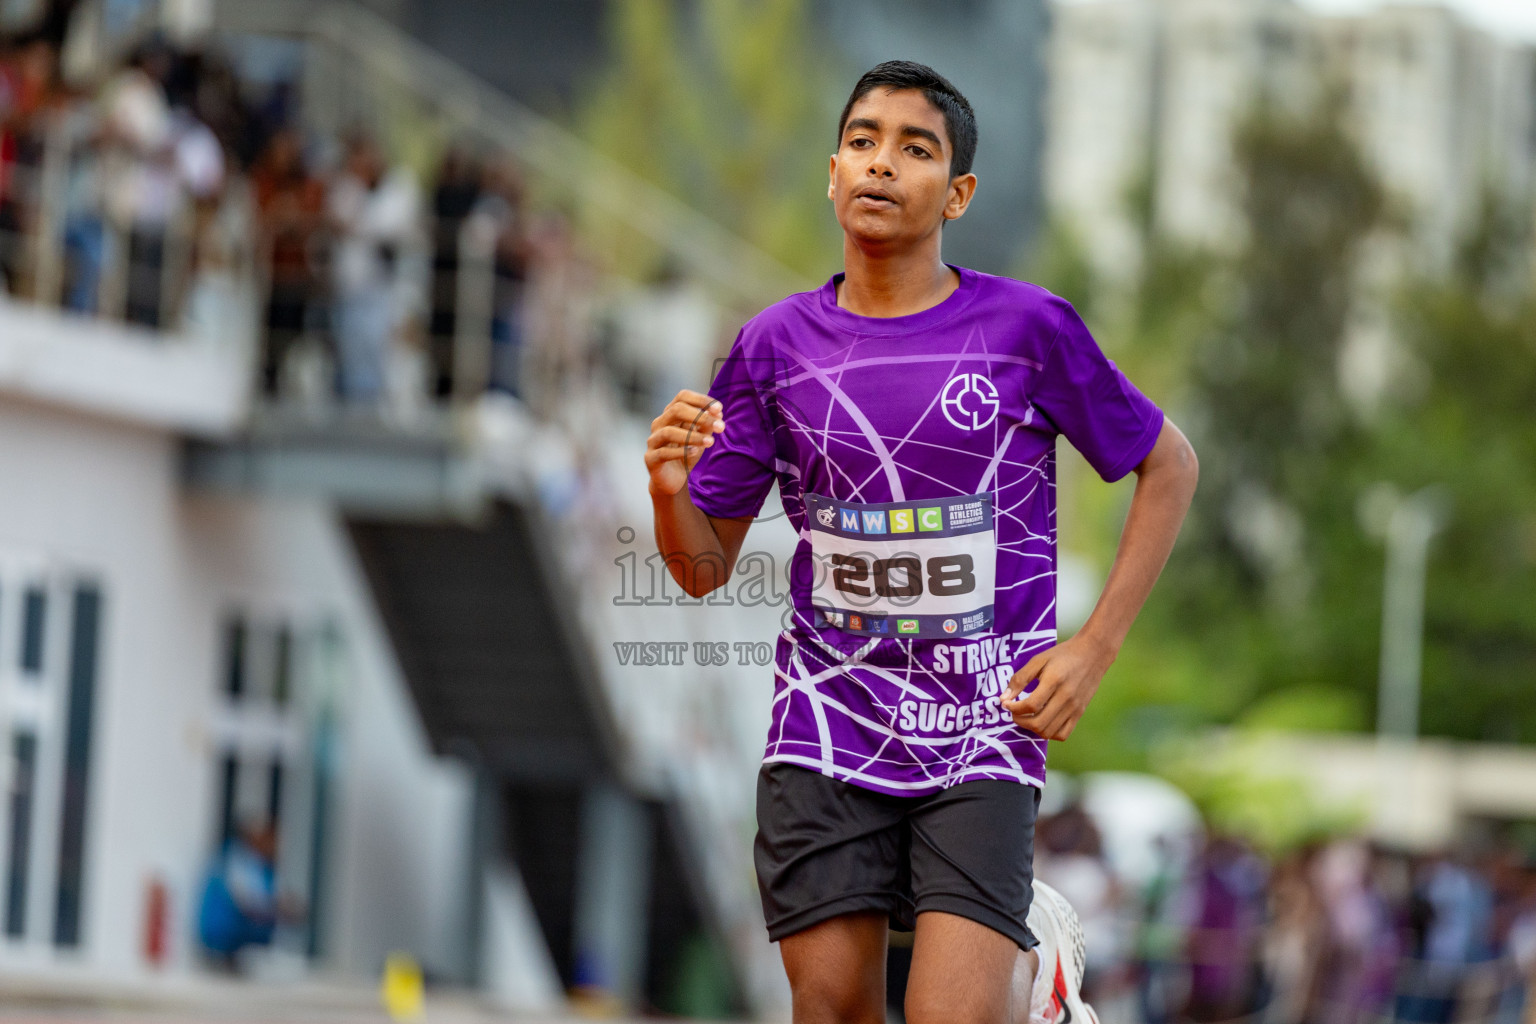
830;553;975;598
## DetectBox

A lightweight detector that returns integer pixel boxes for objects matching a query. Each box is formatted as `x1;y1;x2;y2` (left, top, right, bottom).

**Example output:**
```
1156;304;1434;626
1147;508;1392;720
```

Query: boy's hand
646;389;726;497
999;633;1116;741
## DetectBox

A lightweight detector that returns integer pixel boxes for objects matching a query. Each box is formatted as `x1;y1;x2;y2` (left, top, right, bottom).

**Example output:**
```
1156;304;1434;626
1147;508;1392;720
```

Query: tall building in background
1046;0;1536;279
1047;0;1316;272
1323;4;1536;265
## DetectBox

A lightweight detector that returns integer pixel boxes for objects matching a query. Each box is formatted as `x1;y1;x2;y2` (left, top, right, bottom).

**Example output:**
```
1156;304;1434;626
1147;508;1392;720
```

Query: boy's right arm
646;389;752;598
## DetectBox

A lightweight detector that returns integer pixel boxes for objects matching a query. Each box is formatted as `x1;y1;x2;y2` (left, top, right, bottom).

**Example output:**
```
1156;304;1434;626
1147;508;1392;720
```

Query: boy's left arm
1001;418;1199;741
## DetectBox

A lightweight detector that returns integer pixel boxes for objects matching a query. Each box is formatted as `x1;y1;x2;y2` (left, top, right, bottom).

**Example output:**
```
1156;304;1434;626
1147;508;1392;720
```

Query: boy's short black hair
836;60;978;178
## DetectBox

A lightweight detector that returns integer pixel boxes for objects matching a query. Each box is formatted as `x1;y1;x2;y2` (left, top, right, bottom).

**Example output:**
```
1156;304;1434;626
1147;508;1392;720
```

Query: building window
4;731;37;937
19;589;45;675
0;564;105;950
216;754;239;849
223;618;247;701
272;626;292;709
53;584;103;947
209;611;342;962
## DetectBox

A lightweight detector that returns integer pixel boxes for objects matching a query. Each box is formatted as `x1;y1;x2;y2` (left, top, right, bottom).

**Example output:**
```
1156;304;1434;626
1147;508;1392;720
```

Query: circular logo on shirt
940;374;1000;431
816;507;836;527
942;618;958;634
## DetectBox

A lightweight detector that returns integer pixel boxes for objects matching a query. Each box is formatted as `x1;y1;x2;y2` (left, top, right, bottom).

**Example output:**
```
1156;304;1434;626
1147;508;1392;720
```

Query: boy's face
829;87;976;253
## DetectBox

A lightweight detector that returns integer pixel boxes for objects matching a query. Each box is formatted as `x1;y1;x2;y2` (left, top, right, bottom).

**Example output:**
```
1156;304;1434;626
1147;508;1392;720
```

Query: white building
0;300;491;999
1324;4;1536;267
1046;0;1536;278
0;5;800;1017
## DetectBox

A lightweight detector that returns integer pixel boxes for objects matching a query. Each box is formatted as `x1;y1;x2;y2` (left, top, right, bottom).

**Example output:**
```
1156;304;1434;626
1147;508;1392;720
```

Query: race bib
805;491;996;639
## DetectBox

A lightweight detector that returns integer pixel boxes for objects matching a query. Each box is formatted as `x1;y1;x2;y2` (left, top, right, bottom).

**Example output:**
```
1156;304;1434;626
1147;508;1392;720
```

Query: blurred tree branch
576;0;841;281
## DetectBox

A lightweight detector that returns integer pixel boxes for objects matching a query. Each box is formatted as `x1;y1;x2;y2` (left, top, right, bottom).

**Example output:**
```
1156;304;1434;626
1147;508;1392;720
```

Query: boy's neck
836;235;959;318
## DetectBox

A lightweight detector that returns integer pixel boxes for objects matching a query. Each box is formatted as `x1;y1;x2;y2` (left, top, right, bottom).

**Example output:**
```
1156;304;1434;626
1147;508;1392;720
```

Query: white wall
0;393;485;989
0;396;195;981
0;298;250;437
177;494;476;982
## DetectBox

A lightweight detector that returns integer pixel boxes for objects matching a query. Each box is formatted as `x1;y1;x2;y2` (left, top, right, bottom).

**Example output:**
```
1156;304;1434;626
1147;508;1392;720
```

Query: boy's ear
828;154;837;199
943;172;978;222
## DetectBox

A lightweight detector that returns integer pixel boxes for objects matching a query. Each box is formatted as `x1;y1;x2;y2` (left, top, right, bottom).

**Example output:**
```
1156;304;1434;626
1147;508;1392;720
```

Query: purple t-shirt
688;267;1163;795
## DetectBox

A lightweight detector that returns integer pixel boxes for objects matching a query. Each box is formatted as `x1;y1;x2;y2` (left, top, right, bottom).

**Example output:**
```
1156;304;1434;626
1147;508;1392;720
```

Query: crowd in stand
0;32;243;327
250;126;546;411
0;26;694;419
1035;801;1536;1024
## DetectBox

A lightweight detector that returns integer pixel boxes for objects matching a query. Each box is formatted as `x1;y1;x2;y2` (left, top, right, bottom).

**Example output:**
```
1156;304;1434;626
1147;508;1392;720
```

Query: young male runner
645;61;1198;1024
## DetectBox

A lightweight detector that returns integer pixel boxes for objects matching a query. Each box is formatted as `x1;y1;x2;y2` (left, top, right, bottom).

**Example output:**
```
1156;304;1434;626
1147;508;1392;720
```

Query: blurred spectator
327;131;420;405
1506;864;1536;1023
1481;851;1532;1024
180;184;248;344
1312;840;1396;1024
0;35;59;294
197;818;281;968
169;49;256;168
1262;848;1326;1024
0;38;17;221
99;38;185;328
522;211;598;419
427;145;481;399
169;103;226;314
1036;801;1124;998
1360;847;1410;1018
172;106;224;210
246;78;298;171
473;154;531;397
611;258;720;419
251;127;325;396
1186;835;1268;1022
1133;834;1190;1024
59;91;106;314
1397;854;1497;1023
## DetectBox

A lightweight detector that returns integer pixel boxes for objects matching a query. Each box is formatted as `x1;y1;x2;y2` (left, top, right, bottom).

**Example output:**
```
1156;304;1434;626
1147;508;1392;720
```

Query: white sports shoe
1025;880;1099;1024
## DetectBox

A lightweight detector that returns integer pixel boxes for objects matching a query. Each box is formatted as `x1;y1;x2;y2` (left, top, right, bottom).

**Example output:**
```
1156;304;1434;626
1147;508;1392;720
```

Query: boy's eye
907;146;930;158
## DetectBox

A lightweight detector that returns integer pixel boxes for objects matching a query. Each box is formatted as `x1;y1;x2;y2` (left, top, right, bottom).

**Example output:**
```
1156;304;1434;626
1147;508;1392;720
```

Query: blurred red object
143;876;169;968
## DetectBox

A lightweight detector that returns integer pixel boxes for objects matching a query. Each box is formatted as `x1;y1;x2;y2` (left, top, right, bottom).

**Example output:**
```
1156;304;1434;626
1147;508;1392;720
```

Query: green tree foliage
1151;91;1386;726
1384;229;1536;743
1041;86;1536;775
577;0;841;279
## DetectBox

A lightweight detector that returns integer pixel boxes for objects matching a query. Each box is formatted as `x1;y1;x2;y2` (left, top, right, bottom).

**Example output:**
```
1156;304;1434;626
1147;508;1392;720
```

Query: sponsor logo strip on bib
806;491;996;639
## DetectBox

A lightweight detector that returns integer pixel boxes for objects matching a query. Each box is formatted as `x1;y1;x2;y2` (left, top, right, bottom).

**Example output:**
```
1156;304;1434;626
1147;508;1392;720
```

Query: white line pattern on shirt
759;339;1062;790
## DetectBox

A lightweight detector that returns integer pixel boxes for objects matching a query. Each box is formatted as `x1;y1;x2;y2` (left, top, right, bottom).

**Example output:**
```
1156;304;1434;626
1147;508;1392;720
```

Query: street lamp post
1363;486;1446;846
1375;491;1446;741
1363;488;1443;847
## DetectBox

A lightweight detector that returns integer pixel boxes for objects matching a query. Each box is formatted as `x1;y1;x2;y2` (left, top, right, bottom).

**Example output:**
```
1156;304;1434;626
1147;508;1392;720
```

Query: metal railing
4;0;812;421
0;114;251;339
213;0;811;318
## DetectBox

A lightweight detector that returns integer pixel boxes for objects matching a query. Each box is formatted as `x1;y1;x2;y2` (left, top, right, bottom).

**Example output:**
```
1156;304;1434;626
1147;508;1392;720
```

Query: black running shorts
753;762;1041;951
